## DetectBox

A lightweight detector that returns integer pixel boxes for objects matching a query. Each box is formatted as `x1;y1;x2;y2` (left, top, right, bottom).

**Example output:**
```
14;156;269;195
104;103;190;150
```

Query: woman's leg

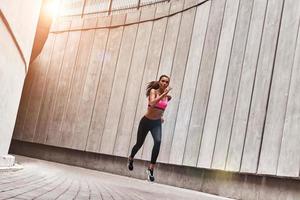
146;122;161;181
130;117;149;159
149;122;162;168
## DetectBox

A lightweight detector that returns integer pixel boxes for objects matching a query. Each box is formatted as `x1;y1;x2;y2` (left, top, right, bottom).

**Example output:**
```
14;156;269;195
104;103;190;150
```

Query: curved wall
0;0;42;163
13;0;300;180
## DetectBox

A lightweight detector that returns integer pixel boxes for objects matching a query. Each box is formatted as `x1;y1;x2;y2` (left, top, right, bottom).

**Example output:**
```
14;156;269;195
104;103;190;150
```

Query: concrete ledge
0;154;23;172
9;139;300;200
0;163;23;172
0;154;15;167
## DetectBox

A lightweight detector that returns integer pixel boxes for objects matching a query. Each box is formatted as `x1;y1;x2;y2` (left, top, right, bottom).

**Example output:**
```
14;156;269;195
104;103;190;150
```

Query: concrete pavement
0;155;234;200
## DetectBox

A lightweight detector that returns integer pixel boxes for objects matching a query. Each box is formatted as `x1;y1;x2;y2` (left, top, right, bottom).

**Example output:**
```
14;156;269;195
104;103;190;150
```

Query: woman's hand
161;118;164;123
163;87;172;96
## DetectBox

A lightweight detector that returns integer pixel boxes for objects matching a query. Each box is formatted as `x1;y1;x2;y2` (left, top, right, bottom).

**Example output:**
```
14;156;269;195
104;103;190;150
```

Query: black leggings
130;116;162;164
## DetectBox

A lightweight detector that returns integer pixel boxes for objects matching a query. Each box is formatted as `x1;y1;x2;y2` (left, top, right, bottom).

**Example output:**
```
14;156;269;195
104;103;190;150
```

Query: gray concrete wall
13;0;300;180
0;0;42;158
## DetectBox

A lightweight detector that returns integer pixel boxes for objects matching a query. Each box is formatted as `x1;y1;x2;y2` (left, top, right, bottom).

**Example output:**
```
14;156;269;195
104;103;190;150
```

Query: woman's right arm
148;88;171;107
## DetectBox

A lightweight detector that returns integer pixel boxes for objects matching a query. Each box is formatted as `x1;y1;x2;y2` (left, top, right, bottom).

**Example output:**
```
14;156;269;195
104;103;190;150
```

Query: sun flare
44;0;60;18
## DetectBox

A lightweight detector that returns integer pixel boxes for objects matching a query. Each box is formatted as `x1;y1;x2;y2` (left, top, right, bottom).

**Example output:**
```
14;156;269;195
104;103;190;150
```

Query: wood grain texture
212;0;253;170
277;18;300;177
167;7;197;165
90;15;125;154
36;21;71;145
197;0;234;168
226;0;268;172
22;34;55;142
241;0;284;173
84;17;111;152
59;18;94;149
13;53;40;140
258;0;300;175
182;1;211;167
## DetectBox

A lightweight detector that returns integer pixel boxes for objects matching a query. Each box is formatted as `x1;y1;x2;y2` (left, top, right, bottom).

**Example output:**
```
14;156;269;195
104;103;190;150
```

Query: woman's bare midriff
144;107;164;120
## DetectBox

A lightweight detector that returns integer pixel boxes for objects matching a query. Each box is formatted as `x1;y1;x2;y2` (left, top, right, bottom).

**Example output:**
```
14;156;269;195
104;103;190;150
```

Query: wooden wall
13;0;300;178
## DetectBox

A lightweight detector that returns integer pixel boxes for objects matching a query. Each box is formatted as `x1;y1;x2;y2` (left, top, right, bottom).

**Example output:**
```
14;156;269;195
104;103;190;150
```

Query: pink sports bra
148;98;168;110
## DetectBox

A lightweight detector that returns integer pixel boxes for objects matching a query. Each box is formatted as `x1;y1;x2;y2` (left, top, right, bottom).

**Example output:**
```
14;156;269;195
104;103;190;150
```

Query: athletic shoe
146;168;155;182
128;159;133;171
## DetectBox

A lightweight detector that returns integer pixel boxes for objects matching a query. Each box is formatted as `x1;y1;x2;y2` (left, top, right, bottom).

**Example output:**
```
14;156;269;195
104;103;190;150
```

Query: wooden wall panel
226;0;268;172
167;7;197;165
71;17;104;151
35;21;70;144
21;34;55;142
212;0;253;170
49;18;84;147
258;0;300;175
88;14;125;154
198;0;240;168
182;1;211;167
277;22;300;177
186;0;226;168
84;17;111;152
241;0;284;173
59;18;94;149
45;19;84;147
13;54;40;140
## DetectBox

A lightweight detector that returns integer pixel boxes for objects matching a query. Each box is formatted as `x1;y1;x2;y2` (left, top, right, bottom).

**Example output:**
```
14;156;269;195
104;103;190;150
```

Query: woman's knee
153;134;161;145
154;139;161;149
134;142;143;149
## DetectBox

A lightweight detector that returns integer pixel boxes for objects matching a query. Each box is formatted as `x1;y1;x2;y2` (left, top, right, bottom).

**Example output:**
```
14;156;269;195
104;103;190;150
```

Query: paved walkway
0;155;233;200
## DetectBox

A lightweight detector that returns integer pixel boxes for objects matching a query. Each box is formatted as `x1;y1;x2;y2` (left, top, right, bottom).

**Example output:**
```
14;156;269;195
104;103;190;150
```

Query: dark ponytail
146;81;159;97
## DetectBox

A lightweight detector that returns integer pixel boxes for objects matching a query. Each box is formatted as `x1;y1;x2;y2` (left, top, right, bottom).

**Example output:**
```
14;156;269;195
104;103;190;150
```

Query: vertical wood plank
45;18;84;146
70;18;102;150
198;0;240;168
241;0;284;173
212;0;253;170
166;7;197;165
157;0;184;163
86;16;124;153
21;34;55;142
277;20;300;177
87;15;124;153
258;0;300;175
35;21;71;144
192;0;226;168
59;17;94;148
84;17;111;152
226;0;268;172
182;1;211;167
157;0;183;77
13;54;40;140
